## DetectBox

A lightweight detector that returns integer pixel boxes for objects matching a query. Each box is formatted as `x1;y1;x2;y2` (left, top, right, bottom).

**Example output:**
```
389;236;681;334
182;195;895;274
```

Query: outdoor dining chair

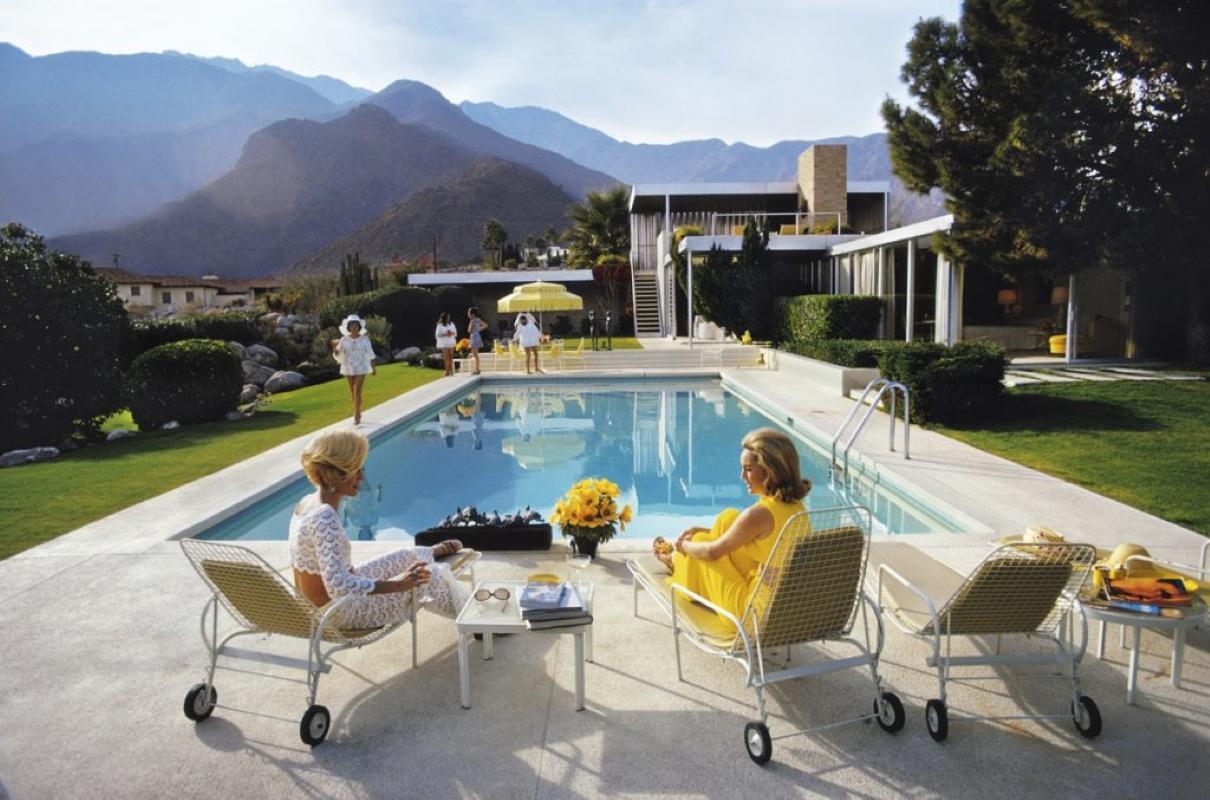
543;339;564;371
626;505;905;765
179;539;478;746
869;540;1100;742
562;337;587;370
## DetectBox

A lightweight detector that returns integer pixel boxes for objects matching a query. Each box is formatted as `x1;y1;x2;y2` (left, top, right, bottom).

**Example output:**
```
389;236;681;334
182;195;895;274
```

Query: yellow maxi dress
668;494;807;620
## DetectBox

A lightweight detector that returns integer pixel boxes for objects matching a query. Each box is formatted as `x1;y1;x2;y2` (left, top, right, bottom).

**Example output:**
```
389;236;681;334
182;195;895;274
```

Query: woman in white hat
330;314;377;424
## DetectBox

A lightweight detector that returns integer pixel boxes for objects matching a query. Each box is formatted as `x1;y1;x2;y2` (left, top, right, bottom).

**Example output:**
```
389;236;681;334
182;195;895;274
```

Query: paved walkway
0;365;1207;798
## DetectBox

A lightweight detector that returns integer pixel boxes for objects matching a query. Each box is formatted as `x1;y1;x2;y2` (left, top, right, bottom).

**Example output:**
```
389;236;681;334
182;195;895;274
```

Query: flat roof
828;214;953;254
629;180;890;213
407;269;594;286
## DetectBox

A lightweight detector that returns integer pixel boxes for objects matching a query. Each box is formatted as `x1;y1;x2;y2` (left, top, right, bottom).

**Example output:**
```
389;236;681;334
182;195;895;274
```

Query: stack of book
520;581;591;630
1089;577;1195;618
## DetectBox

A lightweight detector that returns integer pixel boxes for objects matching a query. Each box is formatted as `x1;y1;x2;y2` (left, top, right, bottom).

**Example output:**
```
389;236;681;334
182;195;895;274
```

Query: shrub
776;295;883;342
0;224;132;449
261;332;308;369
877;340;1005;425
128;339;243;430
132;319;197;353
190;311;261;344
318;286;436;349
782;339;897;368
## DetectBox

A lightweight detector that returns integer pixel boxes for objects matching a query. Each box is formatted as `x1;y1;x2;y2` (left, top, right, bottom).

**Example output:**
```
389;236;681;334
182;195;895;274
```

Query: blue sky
6;0;963;145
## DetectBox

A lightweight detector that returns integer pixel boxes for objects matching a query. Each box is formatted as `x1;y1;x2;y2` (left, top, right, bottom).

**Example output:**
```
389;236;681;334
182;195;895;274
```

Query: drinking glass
566;553;592;597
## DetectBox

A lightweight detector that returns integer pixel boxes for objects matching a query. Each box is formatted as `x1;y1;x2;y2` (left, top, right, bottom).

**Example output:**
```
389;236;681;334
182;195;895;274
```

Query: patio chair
869;540;1100;742
562;337;587;370
178;538;479;746
507;341;527;371
543;339;564;371
626;506;905;765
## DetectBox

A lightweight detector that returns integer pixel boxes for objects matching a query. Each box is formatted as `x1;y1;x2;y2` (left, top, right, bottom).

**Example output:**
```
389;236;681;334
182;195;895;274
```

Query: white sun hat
339;314;365;336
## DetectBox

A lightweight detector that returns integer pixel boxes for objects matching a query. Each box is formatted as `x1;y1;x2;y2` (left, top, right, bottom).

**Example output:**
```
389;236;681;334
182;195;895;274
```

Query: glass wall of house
1070;269;1132;359
887;239;937;341
959;265;1063;354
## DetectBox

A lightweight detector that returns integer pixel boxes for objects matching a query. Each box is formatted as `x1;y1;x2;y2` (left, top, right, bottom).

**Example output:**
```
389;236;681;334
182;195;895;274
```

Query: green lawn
935;379;1210;537
0;364;443;560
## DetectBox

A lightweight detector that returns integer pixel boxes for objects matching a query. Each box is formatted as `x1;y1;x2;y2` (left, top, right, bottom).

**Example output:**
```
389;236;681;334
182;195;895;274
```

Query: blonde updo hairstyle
741;427;810;503
301;430;369;492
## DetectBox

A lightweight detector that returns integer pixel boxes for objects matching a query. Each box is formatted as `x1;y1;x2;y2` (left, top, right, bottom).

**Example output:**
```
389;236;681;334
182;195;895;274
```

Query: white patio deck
0;366;1207;798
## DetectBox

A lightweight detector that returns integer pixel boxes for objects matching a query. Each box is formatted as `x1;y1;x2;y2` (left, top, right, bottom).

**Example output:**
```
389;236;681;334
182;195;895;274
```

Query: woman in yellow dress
653;428;811;620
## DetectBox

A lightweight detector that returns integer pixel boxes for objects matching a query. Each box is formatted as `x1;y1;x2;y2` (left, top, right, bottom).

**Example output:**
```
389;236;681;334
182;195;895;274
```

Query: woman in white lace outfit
289;430;468;629
330;314;377;425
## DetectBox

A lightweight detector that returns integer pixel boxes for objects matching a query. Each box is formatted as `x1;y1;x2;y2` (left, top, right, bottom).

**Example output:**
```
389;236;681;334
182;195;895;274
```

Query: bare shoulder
737;502;776;536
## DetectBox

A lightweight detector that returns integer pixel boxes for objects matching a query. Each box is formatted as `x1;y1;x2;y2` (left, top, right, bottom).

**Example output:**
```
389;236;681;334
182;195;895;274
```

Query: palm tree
482;218;508;269
565;185;630;267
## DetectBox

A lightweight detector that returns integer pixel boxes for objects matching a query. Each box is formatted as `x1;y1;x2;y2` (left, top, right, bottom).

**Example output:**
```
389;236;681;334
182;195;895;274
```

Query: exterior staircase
632;271;663;337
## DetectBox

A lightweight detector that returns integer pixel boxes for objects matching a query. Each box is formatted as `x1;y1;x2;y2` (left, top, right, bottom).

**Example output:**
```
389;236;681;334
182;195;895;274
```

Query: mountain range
3;43;947;277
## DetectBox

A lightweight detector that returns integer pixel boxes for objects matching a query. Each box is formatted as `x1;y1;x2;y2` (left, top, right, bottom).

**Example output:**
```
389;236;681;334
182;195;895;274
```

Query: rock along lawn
0;363;442;560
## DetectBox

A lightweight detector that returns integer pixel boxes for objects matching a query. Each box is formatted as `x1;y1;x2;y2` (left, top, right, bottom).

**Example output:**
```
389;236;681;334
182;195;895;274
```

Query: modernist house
629;144;1140;361
96;268;281;314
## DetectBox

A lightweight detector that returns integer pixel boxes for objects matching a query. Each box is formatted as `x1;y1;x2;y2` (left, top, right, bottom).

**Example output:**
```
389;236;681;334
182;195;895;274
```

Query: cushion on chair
865;542;966;633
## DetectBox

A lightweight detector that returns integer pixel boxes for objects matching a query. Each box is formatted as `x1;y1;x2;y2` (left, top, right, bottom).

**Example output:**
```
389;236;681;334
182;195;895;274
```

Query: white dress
435;323;457;350
335;335;376;376
515;322;542;348
288;495;468;629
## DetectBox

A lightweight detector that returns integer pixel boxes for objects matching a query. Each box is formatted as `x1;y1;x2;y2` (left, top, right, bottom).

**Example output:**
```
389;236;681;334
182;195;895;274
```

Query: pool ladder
830;378;911;480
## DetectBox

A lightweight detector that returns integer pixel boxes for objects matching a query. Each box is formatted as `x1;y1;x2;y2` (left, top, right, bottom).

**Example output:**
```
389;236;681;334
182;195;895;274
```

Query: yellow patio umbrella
496;281;584;329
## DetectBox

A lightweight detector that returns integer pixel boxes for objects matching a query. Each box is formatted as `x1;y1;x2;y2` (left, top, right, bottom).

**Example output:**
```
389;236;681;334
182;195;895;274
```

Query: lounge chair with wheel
869;540;1100;742
626;505;905;765
178;539;479;746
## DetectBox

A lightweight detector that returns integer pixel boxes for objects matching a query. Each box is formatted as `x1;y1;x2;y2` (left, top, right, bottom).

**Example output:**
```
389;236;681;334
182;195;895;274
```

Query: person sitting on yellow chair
653;428;811;619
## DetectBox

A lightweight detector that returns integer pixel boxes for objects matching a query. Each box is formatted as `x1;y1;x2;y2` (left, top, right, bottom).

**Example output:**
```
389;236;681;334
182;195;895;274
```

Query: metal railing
710;211;845;236
831;378;910;477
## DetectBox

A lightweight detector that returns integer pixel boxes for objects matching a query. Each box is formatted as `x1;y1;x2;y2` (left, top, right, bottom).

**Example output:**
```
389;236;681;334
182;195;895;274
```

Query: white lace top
435;322;457;349
289;498;375;597
335;335;375;376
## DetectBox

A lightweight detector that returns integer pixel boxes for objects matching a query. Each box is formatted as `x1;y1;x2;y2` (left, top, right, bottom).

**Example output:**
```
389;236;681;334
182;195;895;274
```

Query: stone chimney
797;144;847;229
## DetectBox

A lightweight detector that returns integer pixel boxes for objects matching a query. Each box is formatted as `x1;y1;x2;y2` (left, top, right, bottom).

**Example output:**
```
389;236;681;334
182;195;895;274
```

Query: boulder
56;439;79;453
258;312;282;326
161;421;180;430
264;370;307;394
225;410;246;421
239;384;260;404
227;340;247;359
106;429;137;442
275;326;291;337
245;343;279;366
0;447;60;468
242;360;276;385
394;346;422;363
291;323;314;337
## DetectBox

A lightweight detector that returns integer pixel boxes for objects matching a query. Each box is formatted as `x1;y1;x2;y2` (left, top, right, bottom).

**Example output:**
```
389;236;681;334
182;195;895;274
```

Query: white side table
455;580;594;711
1077;598;1206;705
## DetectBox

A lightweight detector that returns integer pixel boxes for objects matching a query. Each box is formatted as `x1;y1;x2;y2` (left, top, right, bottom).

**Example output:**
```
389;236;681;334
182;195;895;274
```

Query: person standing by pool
435;312;458;376
513;314;543;374
330;314;376;425
653;428;810;621
466;307;488;375
289;430;468;629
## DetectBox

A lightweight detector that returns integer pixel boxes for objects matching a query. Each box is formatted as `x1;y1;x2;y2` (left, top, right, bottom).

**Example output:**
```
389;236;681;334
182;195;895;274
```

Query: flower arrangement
455;337;471;355
549;478;633;546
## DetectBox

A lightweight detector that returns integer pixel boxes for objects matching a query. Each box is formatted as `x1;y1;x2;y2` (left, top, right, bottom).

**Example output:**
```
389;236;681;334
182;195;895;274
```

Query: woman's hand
674;529;698;555
397;562;431;592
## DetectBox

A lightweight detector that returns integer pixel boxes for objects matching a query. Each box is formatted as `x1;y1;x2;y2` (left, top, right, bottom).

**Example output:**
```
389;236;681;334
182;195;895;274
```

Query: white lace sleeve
310;506;375;597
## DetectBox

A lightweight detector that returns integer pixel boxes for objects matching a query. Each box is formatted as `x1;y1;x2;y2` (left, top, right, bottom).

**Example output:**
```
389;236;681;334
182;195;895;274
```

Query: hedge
877;340;1005;425
128;339;243;430
776;295;883;342
132;312;261;354
780;339;897;368
318;286;437;349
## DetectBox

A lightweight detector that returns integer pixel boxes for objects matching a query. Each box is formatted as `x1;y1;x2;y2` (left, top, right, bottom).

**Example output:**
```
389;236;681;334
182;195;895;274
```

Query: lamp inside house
1050;284;1069;328
997;288;1020;320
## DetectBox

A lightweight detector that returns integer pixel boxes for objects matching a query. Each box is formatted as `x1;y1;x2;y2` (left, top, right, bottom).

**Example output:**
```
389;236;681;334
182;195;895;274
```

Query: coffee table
1077;597;1206;705
456;579;594;711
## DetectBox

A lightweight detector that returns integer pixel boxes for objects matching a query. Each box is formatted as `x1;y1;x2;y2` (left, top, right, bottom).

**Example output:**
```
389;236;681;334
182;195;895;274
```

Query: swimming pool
198;378;961;542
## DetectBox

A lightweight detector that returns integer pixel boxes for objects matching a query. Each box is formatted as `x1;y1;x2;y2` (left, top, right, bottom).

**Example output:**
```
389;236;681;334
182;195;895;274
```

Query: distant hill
53;106;480;277
370;81;618;199
0;43;337;235
183;53;372;105
460;100;947;224
290;158;574;272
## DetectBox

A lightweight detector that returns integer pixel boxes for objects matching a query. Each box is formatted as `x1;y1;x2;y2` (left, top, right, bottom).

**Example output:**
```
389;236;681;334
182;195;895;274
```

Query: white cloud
4;0;962;144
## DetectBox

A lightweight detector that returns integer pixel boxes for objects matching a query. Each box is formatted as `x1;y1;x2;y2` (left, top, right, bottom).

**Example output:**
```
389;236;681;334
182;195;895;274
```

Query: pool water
199;379;959;542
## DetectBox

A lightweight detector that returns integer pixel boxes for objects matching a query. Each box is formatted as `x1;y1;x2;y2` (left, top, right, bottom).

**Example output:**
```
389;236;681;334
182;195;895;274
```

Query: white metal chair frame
876;542;1099;742
179;538;479;745
627;506;905;765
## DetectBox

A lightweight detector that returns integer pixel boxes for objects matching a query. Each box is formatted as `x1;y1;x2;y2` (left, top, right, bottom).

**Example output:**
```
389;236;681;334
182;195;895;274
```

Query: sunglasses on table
474;587;510;608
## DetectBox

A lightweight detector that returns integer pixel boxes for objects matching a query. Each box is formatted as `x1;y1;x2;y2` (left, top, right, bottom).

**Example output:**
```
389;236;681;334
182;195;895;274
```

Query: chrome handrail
830;377;910;478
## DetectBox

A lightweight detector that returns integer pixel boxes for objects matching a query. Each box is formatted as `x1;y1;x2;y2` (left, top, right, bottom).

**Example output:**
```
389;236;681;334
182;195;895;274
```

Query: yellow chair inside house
731;225;746;235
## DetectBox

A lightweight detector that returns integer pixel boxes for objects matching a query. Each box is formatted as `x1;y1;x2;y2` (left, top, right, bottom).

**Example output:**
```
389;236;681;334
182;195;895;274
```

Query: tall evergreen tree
882;0;1210;357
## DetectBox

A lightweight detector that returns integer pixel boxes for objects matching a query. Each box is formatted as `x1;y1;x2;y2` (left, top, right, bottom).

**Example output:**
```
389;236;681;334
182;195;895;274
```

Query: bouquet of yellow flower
455;337;471;355
550;477;633;546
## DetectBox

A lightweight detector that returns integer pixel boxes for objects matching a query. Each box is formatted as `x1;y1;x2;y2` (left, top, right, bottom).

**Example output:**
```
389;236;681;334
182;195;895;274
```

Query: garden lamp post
588;310;597;351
